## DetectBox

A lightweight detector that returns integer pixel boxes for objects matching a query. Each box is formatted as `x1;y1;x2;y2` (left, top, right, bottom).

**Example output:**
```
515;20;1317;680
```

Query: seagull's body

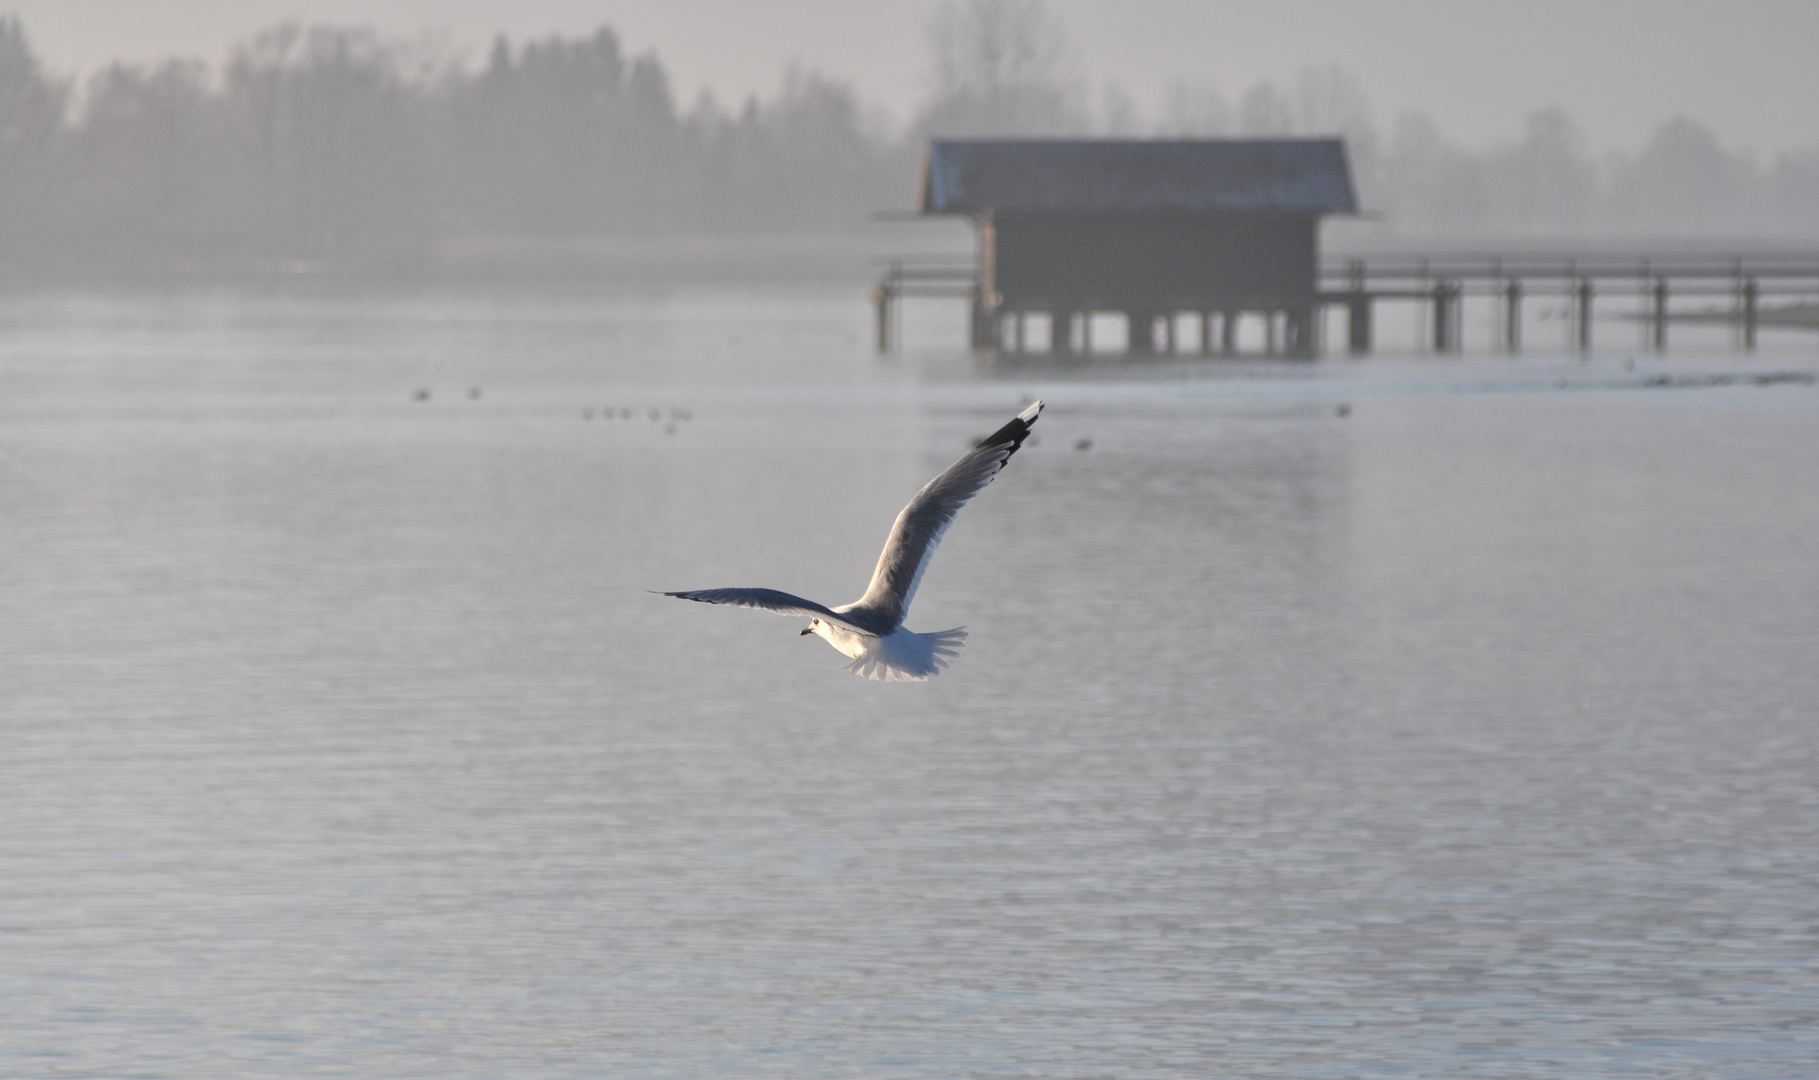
662;401;1043;681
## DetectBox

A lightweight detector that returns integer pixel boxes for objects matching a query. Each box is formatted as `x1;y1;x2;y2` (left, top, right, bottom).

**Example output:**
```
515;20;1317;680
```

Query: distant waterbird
661;401;1044;681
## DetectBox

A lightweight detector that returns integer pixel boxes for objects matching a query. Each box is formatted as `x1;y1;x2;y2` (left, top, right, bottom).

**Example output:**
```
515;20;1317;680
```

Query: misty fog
6;5;1819;1077
1;1;1816;280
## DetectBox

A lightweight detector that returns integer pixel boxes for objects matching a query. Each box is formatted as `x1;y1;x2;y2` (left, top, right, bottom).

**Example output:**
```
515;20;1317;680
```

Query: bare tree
693;66;904;231
1607;116;1759;233
915;0;1087;137
1482;108;1597;232
1156;80;1233;137
1771;148;1819;233
224;25;434;266
1292;65;1378;201
1378;111;1486;233
1097;83;1141;136
1236;80;1294;136
448;28;639;234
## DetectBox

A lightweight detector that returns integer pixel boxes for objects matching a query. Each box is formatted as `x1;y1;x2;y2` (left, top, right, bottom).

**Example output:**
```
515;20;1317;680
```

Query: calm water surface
1;286;1816;1078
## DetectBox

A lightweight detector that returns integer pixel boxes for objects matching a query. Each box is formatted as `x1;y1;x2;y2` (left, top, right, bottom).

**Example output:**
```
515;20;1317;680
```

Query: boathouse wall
988;210;1316;311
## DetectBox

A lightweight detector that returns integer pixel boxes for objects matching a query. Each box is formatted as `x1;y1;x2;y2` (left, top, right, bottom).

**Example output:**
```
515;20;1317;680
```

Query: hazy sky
10;0;1818;155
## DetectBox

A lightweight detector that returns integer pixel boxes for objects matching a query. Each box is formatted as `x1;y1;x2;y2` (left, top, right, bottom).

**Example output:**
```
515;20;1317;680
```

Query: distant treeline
0;4;1816;278
0;19;912;276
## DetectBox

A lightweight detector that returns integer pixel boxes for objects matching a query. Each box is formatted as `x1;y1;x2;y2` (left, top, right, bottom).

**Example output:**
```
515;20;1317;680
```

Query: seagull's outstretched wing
660;588;874;635
850;400;1043;627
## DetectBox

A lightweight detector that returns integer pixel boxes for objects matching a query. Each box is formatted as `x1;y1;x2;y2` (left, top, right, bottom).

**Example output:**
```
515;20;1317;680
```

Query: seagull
661;401;1044;681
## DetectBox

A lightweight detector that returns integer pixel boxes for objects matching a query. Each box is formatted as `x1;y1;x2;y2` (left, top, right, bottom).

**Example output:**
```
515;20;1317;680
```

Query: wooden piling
1652;279;1668;351
1576;279;1594;351
873;281;892;353
1347;293;1371;354
1126;311;1158;354
1742;278;1759;350
1432;281;1460;353
1286;307;1315;358
1345;257;1368;354
1504;279;1522;353
969;289;992;350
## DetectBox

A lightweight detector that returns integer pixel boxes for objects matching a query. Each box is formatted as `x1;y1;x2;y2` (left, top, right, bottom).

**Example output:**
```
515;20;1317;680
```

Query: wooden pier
1321;252;1819;355
875;251;1819;356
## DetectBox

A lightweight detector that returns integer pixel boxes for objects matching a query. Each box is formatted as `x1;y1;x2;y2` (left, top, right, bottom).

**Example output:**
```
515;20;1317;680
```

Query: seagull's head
800;619;820;637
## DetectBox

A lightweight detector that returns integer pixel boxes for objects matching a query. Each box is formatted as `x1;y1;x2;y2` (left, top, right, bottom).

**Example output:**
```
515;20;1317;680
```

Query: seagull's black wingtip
979;399;1045;459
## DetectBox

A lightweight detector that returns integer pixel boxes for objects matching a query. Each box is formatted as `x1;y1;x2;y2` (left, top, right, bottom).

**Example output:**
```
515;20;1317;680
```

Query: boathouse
917;138;1357;356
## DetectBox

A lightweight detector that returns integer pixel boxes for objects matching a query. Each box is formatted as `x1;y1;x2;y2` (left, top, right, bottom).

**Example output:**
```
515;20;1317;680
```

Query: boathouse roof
919;138;1357;216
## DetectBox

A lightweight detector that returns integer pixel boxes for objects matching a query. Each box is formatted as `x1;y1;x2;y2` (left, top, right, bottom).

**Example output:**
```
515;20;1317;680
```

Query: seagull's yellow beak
799;626;814;636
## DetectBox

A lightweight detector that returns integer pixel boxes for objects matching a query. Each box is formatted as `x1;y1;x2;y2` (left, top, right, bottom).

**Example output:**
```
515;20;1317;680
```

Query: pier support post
1222;311;1238;355
1200;312;1214;355
1742;278;1759;350
1126;311;1161;354
1432;281;1461;353
1504;280;1522;353
1286;307;1316;358
1652;279;1668;351
969;291;992;350
1345;259;1367;354
1347;293;1372;354
1576;279;1594;352
872;282;892;354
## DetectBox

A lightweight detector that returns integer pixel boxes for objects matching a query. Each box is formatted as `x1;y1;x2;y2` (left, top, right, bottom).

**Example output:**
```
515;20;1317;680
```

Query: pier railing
873;251;1819;355
1319;252;1819;353
870;259;978;352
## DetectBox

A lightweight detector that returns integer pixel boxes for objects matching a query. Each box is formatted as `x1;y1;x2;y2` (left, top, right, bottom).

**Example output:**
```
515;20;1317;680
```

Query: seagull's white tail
845;627;967;682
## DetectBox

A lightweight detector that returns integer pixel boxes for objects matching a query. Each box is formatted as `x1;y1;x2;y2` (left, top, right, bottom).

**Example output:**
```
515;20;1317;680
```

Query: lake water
1;285;1816;1078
